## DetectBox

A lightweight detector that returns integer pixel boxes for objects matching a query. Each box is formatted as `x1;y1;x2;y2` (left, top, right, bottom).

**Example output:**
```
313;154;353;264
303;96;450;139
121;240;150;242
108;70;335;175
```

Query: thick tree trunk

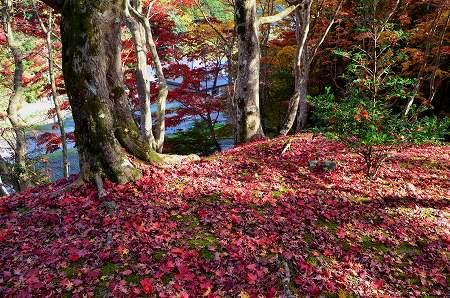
60;0;159;184
2;0;31;191
280;2;311;135
125;1;155;147
233;0;265;144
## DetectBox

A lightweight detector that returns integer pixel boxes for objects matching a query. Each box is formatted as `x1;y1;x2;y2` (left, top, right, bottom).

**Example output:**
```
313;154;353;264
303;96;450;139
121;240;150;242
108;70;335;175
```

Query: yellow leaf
202;287;212;297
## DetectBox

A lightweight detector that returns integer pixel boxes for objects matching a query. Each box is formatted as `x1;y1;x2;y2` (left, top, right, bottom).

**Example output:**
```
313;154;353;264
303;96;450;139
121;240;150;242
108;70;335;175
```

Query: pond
30;100;234;181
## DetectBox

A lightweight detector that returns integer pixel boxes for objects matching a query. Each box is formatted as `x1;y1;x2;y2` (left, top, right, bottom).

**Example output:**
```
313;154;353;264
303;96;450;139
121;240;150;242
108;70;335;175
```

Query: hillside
1;135;449;297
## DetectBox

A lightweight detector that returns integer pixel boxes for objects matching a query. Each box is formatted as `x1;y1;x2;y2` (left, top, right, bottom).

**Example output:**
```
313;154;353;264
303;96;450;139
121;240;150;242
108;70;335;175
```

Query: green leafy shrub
310;87;449;177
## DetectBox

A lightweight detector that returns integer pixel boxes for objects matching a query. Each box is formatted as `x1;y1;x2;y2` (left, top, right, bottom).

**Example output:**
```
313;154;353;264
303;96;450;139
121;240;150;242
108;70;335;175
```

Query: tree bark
233;1;298;143
125;0;155;147
128;2;168;153
233;0;265;144
295;63;310;132
280;0;343;135
280;1;311;135
47;10;70;178
60;0;160;184
0;156;14;195
33;3;70;178
0;176;9;197
1;0;31;191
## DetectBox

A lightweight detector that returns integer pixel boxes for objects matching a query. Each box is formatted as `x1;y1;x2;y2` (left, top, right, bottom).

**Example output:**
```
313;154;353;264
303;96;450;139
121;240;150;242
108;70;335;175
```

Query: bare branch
38;0;63;11
258;4;299;25
194;0;229;46
32;0;48;33
309;0;344;62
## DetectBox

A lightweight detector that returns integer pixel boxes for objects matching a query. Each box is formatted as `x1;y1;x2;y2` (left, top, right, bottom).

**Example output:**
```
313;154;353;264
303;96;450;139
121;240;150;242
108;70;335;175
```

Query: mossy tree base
59;0;159;184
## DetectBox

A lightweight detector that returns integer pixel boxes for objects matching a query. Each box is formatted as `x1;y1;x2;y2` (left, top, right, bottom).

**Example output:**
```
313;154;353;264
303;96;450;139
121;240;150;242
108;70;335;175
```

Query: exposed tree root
281;260;295;298
275;255;295;298
281;138;292;155
94;174;106;198
47;153;200;198
49;176;84;199
157;153;200;164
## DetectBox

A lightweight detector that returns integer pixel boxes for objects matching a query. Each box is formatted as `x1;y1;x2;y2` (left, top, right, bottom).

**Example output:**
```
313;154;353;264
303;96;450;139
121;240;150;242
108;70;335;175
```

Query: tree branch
258;4;299;25
32;0;48;34
194;0;229;47
309;0;344;62
39;0;63;11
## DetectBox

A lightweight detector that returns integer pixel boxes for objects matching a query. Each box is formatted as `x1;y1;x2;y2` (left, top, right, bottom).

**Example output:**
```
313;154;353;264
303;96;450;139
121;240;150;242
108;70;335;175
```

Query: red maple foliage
0;135;449;296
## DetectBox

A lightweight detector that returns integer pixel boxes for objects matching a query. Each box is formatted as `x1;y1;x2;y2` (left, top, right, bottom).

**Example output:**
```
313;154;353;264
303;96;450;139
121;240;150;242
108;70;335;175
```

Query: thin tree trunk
280;0;343;135
259;0;274;131
125;0;155;147
233;0;265;144
128;2;168;153
0;156;14;195
38;7;70;178
0;176;9;196
1;0;31;191
146;21;168;153
207;64;222;152
206;113;222;152
280;1;311;135
295;64;310;132
60;0;160;184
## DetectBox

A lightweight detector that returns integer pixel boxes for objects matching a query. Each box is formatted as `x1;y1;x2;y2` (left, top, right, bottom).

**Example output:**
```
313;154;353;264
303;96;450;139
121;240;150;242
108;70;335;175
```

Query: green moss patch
152;250;166;261
398;242;421;256
317;217;339;234
170;214;200;230
62;261;82;278
188;232;219;249
361;236;389;252
100;262;118;276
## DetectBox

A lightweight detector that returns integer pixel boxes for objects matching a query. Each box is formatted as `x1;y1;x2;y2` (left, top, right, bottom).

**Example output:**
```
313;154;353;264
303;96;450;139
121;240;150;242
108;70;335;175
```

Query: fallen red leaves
0;135;449;297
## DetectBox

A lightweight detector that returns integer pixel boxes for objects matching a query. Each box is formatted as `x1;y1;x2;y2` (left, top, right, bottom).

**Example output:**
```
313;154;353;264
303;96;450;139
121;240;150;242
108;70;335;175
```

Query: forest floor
0;134;449;297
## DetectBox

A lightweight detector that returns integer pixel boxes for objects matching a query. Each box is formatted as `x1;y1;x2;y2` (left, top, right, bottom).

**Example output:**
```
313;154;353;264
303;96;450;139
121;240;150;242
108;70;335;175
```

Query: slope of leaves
0;135;449;297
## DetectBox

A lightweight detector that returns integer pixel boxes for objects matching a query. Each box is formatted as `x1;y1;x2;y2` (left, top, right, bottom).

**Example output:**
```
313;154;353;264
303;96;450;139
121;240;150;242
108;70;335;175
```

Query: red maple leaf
140;278;153;294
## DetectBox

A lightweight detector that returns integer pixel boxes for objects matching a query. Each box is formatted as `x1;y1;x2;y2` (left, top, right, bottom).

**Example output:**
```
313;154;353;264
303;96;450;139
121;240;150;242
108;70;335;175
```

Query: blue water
31;101;233;181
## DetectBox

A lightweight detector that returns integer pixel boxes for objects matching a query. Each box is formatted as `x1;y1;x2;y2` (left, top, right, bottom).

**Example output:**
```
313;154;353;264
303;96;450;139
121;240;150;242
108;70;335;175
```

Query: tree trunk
259;0;274;132
206;113;222;153
127;1;169;153
295;64;310;132
0;156;14;195
280;2;311;135
1;0;31;191
46;9;70;178
0;176;9;197
60;0;159;184
233;0;265;144
207;62;222;152
142;17;168;154
125;1;155;147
